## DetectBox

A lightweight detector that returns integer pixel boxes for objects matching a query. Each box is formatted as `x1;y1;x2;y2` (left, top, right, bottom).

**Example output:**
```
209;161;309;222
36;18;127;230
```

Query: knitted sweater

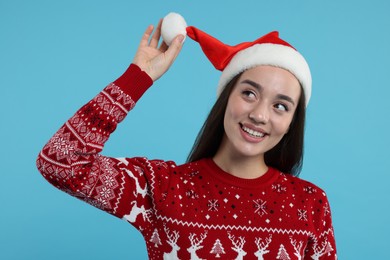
36;64;337;260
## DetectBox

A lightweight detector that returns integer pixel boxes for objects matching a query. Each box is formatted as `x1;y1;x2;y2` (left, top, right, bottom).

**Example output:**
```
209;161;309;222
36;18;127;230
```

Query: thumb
165;34;185;64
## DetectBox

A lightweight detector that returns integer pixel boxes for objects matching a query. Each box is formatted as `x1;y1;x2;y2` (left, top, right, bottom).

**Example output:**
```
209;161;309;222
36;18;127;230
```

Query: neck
213;148;268;180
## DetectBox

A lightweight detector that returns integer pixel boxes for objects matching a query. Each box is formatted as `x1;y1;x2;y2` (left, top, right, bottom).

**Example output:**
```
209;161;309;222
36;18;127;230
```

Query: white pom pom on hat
161;12;312;106
161;12;188;45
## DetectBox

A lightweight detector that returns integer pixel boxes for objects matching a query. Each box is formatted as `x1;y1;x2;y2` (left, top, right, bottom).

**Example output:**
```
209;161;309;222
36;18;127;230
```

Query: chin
235;147;267;159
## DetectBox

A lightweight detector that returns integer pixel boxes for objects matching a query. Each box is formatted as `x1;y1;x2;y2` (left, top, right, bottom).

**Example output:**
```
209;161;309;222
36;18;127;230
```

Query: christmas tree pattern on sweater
37;64;337;259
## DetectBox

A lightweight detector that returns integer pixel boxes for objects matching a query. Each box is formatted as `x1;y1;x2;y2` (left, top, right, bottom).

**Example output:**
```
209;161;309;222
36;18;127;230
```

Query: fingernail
177;35;185;43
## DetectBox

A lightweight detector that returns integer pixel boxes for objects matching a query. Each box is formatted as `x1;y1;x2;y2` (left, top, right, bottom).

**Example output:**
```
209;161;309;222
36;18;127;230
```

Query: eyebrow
276;94;296;106
240;79;296;106
241;79;261;90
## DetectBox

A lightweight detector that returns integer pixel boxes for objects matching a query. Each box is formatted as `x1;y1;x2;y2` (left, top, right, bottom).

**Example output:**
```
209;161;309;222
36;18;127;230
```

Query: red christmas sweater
37;64;337;260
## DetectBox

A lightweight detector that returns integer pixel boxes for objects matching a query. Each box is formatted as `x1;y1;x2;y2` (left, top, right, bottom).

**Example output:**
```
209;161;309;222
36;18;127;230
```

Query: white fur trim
217;44;312;106
161;12;187;46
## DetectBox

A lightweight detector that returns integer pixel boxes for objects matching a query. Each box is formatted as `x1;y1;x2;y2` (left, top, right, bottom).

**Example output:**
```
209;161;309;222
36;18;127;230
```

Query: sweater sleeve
304;192;337;259
36;64;156;225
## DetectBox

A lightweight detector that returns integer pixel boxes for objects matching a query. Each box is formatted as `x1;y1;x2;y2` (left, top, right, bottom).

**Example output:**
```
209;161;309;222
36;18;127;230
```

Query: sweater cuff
113;64;153;102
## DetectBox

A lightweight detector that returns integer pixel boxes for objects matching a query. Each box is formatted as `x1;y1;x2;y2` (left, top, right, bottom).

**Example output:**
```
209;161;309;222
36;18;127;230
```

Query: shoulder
278;172;333;228
278;172;330;201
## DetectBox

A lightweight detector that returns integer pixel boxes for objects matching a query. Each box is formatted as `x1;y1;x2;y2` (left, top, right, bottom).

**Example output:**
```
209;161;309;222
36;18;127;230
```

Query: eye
242;90;256;99
274;103;289;112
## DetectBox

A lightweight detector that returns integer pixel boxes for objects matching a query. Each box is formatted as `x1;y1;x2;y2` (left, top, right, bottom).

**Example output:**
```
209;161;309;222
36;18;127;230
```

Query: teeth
242;126;265;138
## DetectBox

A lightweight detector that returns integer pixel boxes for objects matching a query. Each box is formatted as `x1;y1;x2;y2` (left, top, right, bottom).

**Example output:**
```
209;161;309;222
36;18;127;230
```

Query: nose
249;102;269;124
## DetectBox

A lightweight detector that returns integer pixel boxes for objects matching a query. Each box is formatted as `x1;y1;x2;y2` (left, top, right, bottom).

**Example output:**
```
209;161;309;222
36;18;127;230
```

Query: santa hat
161;12;312;106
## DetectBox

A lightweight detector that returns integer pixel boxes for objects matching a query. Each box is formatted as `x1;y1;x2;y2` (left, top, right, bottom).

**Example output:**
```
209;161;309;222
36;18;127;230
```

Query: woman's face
221;65;301;160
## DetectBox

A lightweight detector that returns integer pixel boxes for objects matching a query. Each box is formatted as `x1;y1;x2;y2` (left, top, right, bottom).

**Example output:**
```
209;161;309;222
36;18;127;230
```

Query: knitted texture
37;64;336;259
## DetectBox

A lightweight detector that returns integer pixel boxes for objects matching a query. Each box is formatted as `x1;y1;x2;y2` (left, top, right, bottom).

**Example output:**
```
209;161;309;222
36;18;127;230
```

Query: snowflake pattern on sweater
36;64;337;259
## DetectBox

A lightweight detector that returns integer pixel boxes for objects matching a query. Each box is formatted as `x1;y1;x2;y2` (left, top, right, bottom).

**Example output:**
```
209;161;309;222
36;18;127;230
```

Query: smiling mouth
240;124;266;138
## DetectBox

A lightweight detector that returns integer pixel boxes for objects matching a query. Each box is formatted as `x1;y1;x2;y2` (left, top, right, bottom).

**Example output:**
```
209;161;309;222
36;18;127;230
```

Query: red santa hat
161;12;312;106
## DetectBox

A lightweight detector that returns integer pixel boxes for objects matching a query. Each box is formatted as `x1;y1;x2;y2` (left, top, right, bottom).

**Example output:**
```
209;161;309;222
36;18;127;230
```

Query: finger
139;25;154;47
149;19;162;48
164;34;184;63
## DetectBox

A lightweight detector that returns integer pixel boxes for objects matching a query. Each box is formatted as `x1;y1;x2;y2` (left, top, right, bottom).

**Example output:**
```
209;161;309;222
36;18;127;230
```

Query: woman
37;13;336;259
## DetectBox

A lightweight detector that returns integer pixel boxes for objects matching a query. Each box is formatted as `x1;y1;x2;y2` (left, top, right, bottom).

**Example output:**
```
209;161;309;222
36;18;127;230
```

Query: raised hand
132;19;184;82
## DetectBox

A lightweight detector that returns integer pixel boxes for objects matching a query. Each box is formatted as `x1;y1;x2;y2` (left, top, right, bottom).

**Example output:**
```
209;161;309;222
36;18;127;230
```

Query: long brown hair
187;72;306;176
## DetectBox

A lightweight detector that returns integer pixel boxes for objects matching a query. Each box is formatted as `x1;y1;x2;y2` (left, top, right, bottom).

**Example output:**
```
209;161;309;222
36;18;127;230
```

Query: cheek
223;107;236;131
224;100;241;123
274;116;294;135
223;101;246;135
227;97;250;118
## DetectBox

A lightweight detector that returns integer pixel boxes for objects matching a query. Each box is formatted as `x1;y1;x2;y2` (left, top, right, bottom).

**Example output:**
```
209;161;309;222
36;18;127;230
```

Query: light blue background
1;0;389;259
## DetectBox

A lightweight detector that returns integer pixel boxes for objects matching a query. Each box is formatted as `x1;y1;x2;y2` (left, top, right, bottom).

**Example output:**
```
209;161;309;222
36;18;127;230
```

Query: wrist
113;64;153;102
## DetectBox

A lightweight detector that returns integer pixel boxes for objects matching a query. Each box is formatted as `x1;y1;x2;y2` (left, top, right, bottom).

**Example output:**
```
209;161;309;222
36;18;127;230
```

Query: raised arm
36;20;183;222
